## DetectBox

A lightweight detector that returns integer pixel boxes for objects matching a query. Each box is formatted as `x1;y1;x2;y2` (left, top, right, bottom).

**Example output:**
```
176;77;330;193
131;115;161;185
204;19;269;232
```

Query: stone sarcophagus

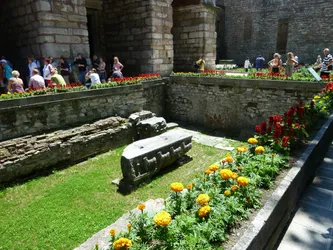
119;130;192;191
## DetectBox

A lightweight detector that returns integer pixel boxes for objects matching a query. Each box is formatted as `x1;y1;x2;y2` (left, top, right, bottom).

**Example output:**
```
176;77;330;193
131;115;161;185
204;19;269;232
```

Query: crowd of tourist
0;54;125;94
243;48;333;78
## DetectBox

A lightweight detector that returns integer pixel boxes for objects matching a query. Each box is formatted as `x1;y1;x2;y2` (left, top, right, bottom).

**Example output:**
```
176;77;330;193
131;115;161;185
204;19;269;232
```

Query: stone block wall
173;4;218;72
166;76;322;131
0;79;164;142
221;0;333;64
0;116;134;185
0;0;90;71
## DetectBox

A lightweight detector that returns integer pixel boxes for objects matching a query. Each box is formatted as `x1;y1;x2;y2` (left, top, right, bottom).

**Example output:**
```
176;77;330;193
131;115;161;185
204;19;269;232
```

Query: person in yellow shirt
196;56;205;73
50;69;66;87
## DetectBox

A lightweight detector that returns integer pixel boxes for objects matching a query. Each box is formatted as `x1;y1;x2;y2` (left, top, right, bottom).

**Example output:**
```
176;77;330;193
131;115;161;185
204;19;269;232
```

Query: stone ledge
170;76;323;92
231;113;333;250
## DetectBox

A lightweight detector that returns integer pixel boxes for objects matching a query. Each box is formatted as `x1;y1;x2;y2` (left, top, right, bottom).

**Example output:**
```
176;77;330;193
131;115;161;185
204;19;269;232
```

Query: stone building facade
0;0;219;76
217;0;333;65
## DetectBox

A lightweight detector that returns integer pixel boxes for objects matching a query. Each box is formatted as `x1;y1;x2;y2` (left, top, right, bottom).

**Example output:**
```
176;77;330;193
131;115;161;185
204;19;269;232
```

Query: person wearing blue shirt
255;55;265;71
0;59;13;83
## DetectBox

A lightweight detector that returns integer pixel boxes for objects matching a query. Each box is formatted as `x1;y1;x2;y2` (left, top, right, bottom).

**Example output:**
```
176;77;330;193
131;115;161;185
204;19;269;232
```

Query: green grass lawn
0;142;238;250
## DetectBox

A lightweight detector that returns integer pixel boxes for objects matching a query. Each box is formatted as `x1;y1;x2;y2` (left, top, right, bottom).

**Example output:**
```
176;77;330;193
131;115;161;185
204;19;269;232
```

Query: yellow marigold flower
187;184;193;190
220;168;233;180
109;229;116;236
113;237;132;250
237;146;248;153
138;203;146;211
154;211;172;227
170;182;184;192
314;95;320;99
232;172;238;180
209;164;219;172
127;224;131;230
205;169;212;175
224;190;231;196
225;156;234;163
231;185;239;191
255;146;265;154
248;138;258;144
198;205;211;217
196;194;210;205
237;176;249;187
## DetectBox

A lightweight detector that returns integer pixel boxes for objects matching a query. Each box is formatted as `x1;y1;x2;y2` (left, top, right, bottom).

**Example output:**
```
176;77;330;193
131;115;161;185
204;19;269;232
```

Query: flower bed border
0;79;164;111
232;112;333;250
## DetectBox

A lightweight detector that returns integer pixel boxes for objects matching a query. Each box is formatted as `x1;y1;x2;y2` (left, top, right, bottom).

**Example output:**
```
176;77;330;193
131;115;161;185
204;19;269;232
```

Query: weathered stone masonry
218;0;333;64
0;0;90;70
0;0;219;76
166;76;322;131
0;79;164;142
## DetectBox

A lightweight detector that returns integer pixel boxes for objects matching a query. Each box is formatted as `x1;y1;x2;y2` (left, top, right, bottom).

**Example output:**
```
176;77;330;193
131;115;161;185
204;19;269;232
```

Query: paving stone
301;186;333;210
277;222;331;250
292;202;333;234
317;167;333;181
313;176;333;192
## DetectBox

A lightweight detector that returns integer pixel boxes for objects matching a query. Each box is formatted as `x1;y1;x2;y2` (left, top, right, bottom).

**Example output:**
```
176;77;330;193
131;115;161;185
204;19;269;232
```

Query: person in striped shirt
318;48;333;78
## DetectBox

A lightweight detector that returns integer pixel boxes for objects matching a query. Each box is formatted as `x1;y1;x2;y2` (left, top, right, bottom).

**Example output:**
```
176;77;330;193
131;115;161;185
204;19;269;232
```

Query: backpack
194;60;202;69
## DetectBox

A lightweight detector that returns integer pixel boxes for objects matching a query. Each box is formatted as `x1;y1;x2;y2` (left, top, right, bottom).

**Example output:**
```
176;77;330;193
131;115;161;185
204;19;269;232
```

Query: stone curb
231;113;333;250
74;198;165;250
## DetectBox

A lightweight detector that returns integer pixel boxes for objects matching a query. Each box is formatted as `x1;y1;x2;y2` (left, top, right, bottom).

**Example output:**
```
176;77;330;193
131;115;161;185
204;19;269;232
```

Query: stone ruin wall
0;79;164;142
221;0;333;64
0;0;219;75
100;0;218;76
166;77;322;131
0;0;90;70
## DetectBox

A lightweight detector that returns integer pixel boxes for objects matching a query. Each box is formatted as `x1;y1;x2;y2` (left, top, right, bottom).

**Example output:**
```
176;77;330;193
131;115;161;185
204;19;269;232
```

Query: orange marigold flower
220;168;233;180
154;211;172;227
196;194;210;205
127;224;132;230
237;146;248;153
225;156;234;163
109;229;116;236
248;138;258;144
198;205;211;217
237;176;249;187
187;184;193;190
170;182;184;192
224;190;231;196
231;185;239;191
205;169;212;175
138;203;146;211
232;172;238;180
113;237;132;250
209;164;219;172
255;146;265;154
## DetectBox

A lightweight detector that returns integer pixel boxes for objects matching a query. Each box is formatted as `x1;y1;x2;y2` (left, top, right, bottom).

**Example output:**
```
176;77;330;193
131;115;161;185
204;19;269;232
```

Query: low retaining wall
0;79;165;142
0;116;134;186
167;76;323;131
232;113;333;250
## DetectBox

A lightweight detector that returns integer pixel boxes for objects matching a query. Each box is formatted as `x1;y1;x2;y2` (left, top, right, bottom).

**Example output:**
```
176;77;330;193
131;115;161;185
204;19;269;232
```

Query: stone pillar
102;0;174;76
173;4;218;72
35;0;90;60
0;0;90;70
